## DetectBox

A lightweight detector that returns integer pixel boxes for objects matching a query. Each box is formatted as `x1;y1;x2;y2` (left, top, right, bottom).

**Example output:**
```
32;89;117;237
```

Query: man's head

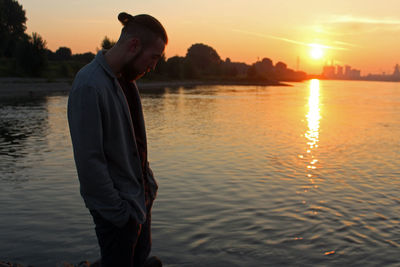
116;12;168;81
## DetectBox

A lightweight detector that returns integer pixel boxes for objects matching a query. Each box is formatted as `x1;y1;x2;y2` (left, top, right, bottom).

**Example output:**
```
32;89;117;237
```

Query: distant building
337;65;343;78
344;65;351;77
393;64;400;78
322;65;335;78
350;69;361;79
320;63;400;82
322;64;361;80
361;64;400;82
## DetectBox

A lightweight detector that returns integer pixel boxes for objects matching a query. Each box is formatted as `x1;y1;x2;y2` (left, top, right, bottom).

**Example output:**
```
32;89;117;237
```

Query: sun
309;44;324;60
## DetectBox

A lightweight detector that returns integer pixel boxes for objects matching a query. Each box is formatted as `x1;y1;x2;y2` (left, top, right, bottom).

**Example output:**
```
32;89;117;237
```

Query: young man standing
68;12;167;267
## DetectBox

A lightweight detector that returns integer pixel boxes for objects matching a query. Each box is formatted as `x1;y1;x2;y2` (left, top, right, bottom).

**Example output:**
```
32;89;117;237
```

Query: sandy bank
0;78;71;98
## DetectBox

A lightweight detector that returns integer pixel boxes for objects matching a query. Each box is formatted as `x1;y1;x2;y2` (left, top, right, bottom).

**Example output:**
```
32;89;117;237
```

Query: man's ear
128;38;142;56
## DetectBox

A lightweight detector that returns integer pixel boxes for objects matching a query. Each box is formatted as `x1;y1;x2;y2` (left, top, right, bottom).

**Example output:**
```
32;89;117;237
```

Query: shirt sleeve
67;84;130;228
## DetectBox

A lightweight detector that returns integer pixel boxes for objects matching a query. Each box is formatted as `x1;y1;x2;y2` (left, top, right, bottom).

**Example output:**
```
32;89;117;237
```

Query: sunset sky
20;0;400;74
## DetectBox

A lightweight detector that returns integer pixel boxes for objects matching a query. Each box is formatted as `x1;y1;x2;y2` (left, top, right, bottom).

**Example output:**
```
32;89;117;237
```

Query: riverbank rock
0;260;100;267
0;262;29;267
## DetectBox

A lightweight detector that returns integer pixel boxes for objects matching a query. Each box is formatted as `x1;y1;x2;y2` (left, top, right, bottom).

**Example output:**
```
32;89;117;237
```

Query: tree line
145;43;307;82
0;0;306;82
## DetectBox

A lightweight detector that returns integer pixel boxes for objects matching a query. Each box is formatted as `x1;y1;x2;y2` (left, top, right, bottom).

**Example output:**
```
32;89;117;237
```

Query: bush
15;32;47;76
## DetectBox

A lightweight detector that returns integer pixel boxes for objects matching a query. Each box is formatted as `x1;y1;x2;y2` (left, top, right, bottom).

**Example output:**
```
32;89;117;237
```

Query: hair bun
118;12;133;26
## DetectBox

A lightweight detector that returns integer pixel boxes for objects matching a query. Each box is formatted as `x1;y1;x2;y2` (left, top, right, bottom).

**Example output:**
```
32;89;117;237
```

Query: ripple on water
1;83;400;266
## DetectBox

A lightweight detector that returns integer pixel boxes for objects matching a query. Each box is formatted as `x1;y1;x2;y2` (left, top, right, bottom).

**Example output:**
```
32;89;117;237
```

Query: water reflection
305;79;321;180
306;79;321;150
0;97;49;182
1;82;400;266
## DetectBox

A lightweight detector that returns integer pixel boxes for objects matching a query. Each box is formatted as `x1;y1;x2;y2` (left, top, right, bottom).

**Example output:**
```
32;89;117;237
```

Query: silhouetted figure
68;12;167;267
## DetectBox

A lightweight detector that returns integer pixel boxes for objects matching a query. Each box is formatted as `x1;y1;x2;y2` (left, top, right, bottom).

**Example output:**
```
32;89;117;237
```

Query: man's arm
68;85;130;228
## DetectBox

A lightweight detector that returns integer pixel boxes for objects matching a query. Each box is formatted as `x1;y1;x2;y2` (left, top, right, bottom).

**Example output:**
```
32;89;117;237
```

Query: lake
0;80;399;266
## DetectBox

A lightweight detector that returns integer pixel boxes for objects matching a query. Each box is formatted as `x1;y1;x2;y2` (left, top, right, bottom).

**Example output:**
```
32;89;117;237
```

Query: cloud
332;40;360;48
232;29;349;50
330;16;400;25
319;15;400;35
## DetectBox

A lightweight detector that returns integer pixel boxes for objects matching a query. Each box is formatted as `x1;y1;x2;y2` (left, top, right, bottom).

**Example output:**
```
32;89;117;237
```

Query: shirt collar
95;50;118;80
95;50;138;88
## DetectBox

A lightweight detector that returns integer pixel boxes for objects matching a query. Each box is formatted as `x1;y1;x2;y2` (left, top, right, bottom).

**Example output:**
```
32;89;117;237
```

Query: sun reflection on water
304;79;321;182
306;79;321;150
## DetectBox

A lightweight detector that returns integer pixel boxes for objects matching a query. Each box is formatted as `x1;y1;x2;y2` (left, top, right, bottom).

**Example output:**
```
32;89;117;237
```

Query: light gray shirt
67;51;158;227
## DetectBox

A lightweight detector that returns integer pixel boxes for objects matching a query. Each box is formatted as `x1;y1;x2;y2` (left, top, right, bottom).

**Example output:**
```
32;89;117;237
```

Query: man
68;12;167;267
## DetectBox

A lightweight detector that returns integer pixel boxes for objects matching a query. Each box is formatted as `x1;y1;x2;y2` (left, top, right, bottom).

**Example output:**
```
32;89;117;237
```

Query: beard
121;50;145;82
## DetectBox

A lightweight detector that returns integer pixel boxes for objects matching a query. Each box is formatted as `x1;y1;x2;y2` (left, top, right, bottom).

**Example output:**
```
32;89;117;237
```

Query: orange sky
20;0;400;74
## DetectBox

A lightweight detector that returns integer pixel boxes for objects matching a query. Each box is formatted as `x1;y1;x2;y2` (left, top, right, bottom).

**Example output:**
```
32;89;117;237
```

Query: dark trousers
90;209;152;267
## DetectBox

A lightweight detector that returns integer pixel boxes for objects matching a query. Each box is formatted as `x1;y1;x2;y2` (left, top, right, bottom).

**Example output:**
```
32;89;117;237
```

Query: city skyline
322;63;400;82
19;0;400;74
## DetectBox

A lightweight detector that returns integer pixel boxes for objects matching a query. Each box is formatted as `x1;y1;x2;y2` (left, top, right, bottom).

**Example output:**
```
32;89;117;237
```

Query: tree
15;32;47;76
45;48;56;60
185;43;222;75
101;36;116;50
275;61;287;72
166;56;184;79
223;65;238;78
0;0;27;57
72;52;95;63
183;58;198;79
247;65;258;79
55;46;72;60
254;58;274;79
275;61;288;80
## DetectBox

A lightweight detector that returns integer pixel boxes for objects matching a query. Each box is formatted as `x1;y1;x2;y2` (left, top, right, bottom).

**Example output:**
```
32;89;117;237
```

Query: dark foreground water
0;80;399;266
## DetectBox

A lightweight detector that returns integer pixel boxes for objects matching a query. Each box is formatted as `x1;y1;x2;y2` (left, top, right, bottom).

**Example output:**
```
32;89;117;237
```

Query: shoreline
0;78;289;98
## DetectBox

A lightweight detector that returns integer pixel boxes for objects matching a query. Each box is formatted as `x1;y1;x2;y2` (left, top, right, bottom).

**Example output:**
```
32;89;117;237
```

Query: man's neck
104;47;123;77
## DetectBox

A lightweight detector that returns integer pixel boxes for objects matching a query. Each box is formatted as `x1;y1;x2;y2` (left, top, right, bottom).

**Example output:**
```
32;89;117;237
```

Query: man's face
122;37;165;81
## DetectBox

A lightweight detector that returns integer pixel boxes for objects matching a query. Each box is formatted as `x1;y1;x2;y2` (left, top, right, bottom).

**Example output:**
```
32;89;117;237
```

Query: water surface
0;80;399;266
